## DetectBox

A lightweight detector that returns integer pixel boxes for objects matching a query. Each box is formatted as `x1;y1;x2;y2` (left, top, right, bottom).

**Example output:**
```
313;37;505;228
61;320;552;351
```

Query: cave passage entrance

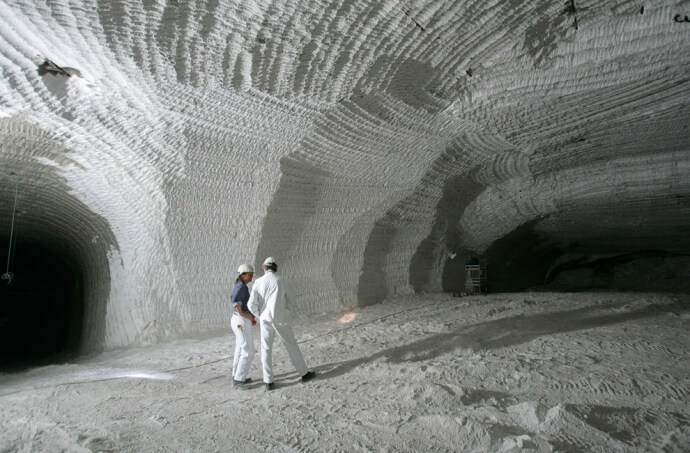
0;236;84;370
448;221;690;294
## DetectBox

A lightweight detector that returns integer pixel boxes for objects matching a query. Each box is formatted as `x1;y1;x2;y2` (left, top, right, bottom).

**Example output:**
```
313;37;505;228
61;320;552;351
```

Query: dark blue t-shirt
231;281;250;313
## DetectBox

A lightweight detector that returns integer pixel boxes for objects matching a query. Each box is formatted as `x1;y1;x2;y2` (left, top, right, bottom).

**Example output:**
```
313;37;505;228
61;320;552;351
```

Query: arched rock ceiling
0;0;689;349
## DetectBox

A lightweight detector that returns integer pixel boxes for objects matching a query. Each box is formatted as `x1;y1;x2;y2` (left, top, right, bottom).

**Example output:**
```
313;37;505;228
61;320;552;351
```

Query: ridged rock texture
0;0;688;353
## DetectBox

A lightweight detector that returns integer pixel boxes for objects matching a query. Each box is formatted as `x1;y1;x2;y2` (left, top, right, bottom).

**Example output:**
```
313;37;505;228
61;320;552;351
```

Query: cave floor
1;291;688;451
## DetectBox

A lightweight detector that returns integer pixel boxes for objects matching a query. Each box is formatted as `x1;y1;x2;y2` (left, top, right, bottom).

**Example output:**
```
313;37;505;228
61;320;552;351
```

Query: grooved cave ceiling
0;0;689;350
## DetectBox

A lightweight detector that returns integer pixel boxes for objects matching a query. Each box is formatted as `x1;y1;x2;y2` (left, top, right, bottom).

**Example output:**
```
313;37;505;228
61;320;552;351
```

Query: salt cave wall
0;0;688;353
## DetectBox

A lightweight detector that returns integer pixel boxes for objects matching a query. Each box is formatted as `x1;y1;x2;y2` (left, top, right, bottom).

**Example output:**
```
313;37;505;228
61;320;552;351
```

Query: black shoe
233;379;249;390
266;382;275;391
301;371;316;382
243;378;252;383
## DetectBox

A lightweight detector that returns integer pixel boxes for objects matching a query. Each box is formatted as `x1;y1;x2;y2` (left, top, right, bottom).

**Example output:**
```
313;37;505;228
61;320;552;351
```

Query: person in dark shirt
231;263;256;389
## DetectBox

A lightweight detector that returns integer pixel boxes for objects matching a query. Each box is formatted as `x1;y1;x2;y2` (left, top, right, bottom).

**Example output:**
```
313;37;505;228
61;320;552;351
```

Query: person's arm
230;284;241;313
248;285;261;317
236;285;253;319
236;304;253;319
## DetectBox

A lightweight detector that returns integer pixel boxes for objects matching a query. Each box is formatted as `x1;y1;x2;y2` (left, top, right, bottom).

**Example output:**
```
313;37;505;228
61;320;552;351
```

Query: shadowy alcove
481;220;565;293
0;235;84;370
480;221;690;293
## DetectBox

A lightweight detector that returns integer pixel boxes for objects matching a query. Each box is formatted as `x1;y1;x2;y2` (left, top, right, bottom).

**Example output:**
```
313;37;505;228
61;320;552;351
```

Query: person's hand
251;315;256;326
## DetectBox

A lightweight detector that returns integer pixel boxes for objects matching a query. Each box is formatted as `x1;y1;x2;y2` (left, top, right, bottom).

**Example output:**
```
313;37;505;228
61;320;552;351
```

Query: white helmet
263;256;276;266
237;263;255;274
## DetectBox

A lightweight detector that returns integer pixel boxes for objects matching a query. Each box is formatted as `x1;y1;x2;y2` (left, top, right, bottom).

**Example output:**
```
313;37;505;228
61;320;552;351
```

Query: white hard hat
237;264;255;274
263;256;276;266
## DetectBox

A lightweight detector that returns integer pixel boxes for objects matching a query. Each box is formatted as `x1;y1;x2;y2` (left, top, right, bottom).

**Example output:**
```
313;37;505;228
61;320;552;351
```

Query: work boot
233;379;249;390
301;371;316;382
265;382;275;391
243;378;252;383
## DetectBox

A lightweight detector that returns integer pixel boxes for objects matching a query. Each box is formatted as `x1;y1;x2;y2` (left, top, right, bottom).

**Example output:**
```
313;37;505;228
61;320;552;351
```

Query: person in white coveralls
230;263;257;390
248;257;316;390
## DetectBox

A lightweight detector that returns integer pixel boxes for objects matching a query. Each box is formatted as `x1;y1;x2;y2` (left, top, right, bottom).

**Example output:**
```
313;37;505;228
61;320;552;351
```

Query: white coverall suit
247;270;308;384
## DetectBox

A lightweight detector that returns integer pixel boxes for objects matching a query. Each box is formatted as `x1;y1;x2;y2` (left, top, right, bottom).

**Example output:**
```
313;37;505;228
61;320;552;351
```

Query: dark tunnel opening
480;221;565;293
477;221;690;294
0;235;84;371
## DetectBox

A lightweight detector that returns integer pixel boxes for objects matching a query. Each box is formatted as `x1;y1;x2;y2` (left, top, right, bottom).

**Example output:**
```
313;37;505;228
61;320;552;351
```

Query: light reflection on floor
0;368;175;397
107;370;175;381
337;312;357;324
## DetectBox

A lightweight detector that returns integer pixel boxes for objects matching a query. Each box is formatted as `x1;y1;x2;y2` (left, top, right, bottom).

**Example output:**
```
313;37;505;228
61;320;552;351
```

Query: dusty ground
1;291;689;452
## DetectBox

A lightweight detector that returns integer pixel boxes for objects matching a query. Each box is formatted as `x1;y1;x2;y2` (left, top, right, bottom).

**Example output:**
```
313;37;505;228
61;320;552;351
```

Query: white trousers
231;313;255;381
259;320;308;384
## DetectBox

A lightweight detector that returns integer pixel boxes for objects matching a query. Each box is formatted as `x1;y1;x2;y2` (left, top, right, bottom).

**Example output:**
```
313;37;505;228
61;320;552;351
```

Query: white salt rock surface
1;0;689;352
1;292;688;451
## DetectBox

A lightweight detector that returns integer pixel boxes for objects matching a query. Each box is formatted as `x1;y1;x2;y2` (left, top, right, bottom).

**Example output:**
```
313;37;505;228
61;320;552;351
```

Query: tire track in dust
564;404;690;449
542;372;685;404
617;339;676;355
663;382;690;402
